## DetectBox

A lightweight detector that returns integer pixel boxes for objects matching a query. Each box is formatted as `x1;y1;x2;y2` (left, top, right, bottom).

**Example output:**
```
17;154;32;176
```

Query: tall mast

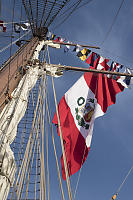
0;37;39;112
1;1;132;200
0;1;85;199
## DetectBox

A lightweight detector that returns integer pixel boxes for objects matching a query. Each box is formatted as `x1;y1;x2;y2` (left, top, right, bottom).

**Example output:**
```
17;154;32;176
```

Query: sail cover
0;40;45;200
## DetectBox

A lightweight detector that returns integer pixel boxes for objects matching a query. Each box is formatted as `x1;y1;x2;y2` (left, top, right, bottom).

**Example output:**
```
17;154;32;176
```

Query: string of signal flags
47;31;133;88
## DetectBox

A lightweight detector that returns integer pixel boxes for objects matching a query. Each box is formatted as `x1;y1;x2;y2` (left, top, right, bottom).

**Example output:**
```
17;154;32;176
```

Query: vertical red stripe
52;96;89;180
84;72;124;113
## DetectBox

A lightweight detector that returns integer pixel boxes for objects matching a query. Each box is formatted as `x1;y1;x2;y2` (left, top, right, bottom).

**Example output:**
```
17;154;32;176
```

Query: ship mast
0;1;94;199
0;1;132;200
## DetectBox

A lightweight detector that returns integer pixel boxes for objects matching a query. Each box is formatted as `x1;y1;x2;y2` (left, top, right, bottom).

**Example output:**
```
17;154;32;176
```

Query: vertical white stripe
65;75;104;147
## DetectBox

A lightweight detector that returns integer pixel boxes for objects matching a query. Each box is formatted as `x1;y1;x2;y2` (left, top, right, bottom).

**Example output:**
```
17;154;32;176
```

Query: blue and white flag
64;41;71;53
117;68;133;88
14;22;30;33
73;45;81;53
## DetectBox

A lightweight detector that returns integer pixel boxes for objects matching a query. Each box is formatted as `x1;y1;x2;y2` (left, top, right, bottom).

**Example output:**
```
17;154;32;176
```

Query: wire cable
0;30;31;53
101;0;125;45
110;165;133;200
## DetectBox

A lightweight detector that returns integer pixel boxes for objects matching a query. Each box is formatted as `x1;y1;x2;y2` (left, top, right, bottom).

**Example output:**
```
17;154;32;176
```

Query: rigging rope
10;81;42;199
101;0;125;45
0;30;31;53
53;0;93;30
7;0;16;107
40;75;47;200
46;93;66;200
48;54;73;200
43;80;50;200
35;138;39;200
46;44;77;200
111;165;133;200
46;43;72;197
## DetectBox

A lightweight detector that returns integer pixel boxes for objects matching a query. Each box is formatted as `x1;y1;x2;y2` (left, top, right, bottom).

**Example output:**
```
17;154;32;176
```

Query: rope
111;165;133;200
0;30;31;53
47;44;73;200
10;80;42;199
0;20;29;25
40;75;47;200
52;0;82;30
51;76;73;200
46;94;66;200
16;101;42;199
24;117;40;200
101;0;125;45
7;0;16;106
44;85;50;200
35;137;39;200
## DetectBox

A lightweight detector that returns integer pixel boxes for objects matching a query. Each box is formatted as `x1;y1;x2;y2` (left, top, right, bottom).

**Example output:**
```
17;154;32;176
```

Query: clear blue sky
1;0;133;200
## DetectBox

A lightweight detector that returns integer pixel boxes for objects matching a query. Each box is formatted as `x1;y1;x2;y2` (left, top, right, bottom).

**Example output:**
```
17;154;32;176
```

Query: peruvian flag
52;55;124;180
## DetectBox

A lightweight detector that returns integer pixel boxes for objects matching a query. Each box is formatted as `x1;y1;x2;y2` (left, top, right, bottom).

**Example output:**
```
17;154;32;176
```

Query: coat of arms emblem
75;97;95;129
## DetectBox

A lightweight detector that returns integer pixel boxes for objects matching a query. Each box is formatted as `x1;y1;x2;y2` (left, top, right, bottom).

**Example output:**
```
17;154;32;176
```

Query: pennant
47;31;52;40
20;22;30;31
54;37;65;43
59;37;65;42
51;33;56;40
86;52;110;71
0;20;6;32
97;57;110;70
53;37;61;42
14;23;21;33
117;68;133;88
77;48;91;61
73;45;80;53
64;41;71;53
109;62;123;72
14;22;30;33
85;52;100;68
52;64;124;180
108;61;123;79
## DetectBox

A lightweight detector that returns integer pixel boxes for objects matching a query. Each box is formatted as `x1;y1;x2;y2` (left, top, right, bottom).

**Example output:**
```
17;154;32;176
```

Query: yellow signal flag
77;48;91;61
81;48;87;54
112;194;117;200
50;33;56;40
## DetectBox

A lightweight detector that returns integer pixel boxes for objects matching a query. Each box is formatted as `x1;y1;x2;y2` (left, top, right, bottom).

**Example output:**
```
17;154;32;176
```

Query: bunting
50;33;56;40
77;48;91;61
117;68;133;88
14;22;30;33
109;61;123;72
73;45;80;53
64;41;71;53
85;52;99;67
0;20;6;32
46;31;133;81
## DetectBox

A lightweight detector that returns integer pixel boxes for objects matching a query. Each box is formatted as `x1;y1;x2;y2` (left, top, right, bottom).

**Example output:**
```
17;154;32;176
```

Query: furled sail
0;40;45;200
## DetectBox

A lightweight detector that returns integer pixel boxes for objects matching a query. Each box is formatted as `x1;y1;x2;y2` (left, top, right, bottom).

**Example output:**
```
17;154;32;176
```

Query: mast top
33;27;48;40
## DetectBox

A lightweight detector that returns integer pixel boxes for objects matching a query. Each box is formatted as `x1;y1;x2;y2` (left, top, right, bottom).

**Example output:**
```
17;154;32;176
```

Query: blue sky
49;1;133;199
1;0;133;200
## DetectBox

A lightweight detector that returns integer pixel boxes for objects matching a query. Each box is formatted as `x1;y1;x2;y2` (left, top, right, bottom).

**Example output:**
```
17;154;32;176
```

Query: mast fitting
45;63;63;77
33;27;48;40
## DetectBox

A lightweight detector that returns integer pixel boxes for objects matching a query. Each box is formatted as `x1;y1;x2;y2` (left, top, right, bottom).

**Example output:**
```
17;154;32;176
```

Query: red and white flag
0;20;6;32
52;55;124;180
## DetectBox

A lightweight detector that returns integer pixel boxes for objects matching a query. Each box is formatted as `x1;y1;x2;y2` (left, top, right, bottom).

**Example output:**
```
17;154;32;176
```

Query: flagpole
44;63;133;77
52;41;100;49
